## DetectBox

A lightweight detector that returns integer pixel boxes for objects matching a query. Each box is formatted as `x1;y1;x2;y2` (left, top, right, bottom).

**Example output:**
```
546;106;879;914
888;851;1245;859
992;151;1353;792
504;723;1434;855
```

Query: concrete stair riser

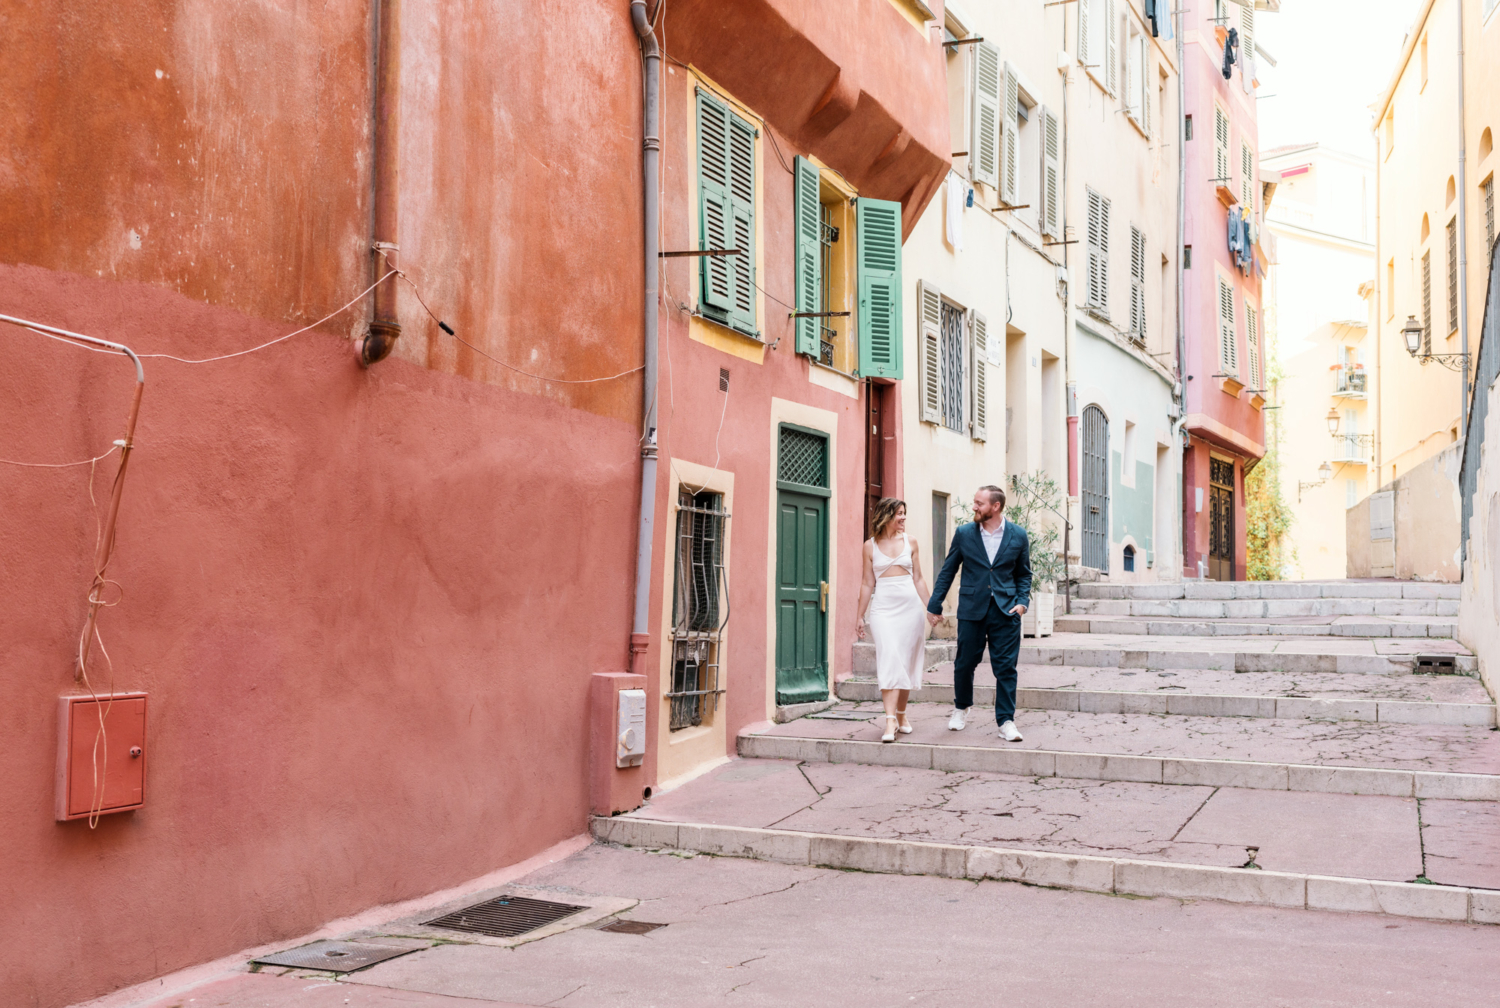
852;643;1479;676
1052;617;1458;639
735;733;1500;801
591;817;1496;925
1068;599;1457;618
832;679;1496;726
1074;582;1460;602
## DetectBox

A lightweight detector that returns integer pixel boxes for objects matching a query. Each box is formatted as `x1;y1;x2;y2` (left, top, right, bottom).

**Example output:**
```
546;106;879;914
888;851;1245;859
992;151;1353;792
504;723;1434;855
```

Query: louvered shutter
1087;188;1111;313
1143;57;1153;137
972;42;1001;189
727;115;757;334
793;155;822;356
969;309;988;441
697;93;734;316
1078;0;1091;66
918;280;942;423
1041;106;1061;238
1246;303;1260;388
857;198;902;379
1238;4;1255;70
1240;142;1255;212
1214;106;1230;186
1130;226;1147;341
1218;277;1238;375
1106;0;1119;95
1001;62;1020;206
1125;31;1138;117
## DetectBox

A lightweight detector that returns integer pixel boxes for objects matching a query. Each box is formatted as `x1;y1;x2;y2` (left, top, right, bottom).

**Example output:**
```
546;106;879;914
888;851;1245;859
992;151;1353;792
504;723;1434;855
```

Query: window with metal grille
778;426;828;489
1086;188;1111;314
819;203;837;365
1218;277;1238;376
1447;218;1459;333
1240;142;1255;213
1129;226;1147;343
1422;250;1432;354
1485;178;1495;254
940;300;967;432
1246;304;1260;389
669;489;729;731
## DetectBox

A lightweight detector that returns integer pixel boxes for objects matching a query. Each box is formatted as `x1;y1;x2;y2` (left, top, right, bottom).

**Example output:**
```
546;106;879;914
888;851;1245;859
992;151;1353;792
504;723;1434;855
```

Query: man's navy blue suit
927;520;1033;724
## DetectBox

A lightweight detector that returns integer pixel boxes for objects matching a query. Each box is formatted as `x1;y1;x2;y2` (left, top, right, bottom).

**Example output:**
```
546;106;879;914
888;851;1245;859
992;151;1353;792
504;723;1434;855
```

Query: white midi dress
866;535;927;691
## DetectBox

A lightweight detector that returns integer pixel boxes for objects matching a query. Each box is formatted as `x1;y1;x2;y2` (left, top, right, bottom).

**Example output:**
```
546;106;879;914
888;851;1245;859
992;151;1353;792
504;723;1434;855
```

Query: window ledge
1216;185;1239;208
1220;375;1245;397
807;357;859;381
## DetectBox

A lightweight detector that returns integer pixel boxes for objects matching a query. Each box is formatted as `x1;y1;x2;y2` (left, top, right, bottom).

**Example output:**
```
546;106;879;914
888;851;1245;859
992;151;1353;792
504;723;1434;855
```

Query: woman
855;498;933;742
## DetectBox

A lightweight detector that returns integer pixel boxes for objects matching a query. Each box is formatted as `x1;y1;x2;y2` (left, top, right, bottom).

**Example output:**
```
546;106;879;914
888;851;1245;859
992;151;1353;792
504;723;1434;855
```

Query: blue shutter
794;156;822;356
856;198;902;379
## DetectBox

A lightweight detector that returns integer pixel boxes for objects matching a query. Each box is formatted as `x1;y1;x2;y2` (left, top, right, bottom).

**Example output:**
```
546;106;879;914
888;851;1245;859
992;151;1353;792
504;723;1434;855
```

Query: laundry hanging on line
1144;0;1174;40
1222;26;1239;80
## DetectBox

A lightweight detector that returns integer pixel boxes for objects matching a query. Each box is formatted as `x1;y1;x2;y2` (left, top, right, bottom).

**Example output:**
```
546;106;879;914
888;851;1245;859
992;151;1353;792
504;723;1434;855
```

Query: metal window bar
819;207;837;366
668;493;730;730
940;300;966;432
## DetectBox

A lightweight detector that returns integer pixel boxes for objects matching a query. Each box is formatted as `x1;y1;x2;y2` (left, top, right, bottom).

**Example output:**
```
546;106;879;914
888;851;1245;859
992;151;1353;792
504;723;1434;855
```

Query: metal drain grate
597;919;667;935
251;940;419;973
1414;654;1459;671
425;895;588;938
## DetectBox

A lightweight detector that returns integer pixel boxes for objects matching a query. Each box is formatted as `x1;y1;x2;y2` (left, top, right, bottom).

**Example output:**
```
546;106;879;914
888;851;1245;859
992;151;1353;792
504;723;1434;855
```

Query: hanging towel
1242;53;1255;94
1226;206;1242;260
945;173;965;252
1222;26;1238;80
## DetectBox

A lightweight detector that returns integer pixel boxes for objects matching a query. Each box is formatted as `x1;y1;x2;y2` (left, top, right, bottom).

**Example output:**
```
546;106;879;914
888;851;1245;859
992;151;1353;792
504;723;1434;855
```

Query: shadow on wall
1458;238;1500;697
1346;442;1462;583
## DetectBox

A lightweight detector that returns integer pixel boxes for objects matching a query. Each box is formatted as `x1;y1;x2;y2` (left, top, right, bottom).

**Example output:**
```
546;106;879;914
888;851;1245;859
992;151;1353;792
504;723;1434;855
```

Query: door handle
820;581;829;612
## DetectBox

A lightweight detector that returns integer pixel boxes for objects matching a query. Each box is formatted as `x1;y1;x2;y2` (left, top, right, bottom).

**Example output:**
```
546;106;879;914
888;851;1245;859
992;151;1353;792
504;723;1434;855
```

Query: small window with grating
778;425;829;489
669;488;729;731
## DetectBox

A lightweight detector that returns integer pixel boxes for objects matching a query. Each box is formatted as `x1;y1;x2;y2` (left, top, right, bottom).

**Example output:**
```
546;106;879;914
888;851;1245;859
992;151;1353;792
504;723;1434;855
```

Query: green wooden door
775;489;828;705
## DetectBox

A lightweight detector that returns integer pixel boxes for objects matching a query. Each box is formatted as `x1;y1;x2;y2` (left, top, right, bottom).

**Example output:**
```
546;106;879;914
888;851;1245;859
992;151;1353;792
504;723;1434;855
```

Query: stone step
852;639;1480;676
1052;615;1458;639
1074;581;1460;602
833;678;1496;726
594;816;1497;926
1069;597;1459;618
741;705;1500;797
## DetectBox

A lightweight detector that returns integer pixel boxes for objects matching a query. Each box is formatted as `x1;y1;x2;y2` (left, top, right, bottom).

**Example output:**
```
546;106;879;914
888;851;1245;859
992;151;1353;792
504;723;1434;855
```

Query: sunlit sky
1256;0;1425;157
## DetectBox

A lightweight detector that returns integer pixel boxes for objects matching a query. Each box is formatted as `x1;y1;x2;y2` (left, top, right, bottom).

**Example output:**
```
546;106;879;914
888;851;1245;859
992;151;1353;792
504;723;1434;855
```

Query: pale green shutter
696;92;734;317
856;197;902;379
794;156;822;356
727;115;757;334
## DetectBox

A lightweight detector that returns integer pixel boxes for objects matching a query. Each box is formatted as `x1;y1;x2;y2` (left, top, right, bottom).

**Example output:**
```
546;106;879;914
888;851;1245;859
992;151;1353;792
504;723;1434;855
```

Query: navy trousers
953;598;1022;724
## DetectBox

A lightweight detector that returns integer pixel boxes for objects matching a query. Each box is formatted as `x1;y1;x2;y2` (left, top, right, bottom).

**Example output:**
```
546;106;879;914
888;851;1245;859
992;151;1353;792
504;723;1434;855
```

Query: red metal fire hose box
55;692;147;821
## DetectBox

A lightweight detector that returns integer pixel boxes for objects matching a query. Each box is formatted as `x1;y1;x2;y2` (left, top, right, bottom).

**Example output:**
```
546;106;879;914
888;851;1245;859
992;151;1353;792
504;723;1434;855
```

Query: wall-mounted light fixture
1402;314;1470;371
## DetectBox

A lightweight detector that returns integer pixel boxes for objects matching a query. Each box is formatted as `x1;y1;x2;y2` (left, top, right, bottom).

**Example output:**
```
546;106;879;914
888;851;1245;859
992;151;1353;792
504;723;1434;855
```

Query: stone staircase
597;580;1499;926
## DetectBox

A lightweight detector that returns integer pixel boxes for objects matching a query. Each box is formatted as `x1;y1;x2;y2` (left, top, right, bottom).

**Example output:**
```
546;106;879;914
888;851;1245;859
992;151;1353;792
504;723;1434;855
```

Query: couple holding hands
855;485;1033;744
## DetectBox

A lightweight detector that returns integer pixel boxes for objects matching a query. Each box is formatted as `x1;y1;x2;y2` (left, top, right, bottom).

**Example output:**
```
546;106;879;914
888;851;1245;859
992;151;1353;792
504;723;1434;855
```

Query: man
927;485;1032;741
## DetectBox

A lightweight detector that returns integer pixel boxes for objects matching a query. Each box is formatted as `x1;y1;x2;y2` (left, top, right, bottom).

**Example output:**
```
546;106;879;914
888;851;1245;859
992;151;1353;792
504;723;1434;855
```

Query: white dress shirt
979;518;1006;564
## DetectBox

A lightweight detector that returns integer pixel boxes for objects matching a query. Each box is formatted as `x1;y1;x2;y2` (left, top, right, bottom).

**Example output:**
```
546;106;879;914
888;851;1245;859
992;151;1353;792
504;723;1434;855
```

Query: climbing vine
1245;351;1297;580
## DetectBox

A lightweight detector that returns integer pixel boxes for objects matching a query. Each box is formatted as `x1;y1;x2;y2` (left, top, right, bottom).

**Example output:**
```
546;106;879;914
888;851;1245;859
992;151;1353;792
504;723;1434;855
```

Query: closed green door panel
775;490;828;705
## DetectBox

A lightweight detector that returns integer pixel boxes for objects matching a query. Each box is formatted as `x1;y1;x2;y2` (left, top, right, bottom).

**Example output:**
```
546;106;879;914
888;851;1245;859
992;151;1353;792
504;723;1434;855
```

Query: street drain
597;919;667;935
251;940;419;973
425;895;588;938
1414;654;1458;672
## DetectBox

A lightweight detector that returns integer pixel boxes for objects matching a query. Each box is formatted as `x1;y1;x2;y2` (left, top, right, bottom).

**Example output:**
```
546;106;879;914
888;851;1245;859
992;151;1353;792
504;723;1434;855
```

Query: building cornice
1372;0;1439;127
1183;412;1266;459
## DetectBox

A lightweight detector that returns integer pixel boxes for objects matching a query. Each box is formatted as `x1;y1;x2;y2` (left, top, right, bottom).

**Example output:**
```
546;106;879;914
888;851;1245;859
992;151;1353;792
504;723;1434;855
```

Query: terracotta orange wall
0;2;645;1005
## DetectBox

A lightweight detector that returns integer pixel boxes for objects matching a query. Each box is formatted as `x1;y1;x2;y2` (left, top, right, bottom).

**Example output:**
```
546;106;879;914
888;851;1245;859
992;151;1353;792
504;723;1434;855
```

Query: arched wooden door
1081;405;1109;572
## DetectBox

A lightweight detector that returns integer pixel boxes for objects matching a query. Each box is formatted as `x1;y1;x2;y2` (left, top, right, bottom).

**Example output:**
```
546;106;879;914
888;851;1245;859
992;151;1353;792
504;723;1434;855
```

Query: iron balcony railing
1334;368;1367;395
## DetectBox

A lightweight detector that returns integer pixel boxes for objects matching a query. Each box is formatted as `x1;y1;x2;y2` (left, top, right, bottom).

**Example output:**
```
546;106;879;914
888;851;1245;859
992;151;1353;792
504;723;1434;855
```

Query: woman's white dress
866;535;927;690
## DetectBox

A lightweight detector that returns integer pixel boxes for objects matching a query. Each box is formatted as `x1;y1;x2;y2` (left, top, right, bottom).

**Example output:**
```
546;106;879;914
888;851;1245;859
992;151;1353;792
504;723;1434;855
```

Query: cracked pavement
758;702;1500;774
129;844;1500;1008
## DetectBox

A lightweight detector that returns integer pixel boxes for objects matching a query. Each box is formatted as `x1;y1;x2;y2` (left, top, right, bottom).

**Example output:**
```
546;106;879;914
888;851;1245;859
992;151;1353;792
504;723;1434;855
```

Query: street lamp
1402;313;1470;371
1325;406;1340;436
1297;461;1334;502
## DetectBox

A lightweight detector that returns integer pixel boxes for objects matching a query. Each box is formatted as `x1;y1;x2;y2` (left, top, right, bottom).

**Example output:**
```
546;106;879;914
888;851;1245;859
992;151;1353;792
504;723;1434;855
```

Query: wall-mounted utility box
616;689;646;768
56;692;147;821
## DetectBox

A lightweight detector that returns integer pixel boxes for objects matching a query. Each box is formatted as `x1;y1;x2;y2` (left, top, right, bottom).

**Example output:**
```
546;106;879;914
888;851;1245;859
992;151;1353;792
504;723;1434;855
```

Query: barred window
1447;217;1459;333
669;489;729;730
1421;250;1432;354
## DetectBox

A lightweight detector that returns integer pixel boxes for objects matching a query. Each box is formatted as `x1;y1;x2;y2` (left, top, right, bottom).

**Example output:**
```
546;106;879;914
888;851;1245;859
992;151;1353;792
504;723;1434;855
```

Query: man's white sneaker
1000;720;1024;742
947;708;968;731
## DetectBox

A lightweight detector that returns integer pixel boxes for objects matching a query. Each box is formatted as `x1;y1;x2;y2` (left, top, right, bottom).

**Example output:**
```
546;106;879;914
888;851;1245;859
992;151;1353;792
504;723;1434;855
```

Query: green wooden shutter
696;92;734;318
727;115;757;335
794;155;822;356
856;197;902;379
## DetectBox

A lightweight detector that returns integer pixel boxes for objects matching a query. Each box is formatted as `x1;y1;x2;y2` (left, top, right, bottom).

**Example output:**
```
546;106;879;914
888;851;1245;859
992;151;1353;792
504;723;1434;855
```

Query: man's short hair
978;484;1006;509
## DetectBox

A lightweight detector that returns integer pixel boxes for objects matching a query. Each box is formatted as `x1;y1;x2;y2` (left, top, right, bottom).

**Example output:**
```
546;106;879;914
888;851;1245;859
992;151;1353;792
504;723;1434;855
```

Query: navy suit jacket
927;520;1033;621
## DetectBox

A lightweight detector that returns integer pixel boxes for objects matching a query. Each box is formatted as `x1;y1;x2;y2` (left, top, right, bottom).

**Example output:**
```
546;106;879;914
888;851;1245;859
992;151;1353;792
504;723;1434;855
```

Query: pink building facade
1180;0;1269;580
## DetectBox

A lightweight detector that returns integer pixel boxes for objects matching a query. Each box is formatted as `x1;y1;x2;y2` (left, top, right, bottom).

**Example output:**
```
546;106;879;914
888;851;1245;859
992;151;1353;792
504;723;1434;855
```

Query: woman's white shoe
896;710;914;734
881;714;899;742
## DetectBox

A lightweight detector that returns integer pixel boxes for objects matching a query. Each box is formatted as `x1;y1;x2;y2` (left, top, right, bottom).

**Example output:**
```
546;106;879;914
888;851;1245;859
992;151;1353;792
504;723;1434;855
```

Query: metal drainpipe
1455;0;1472;434
629;0;661;676
1061;4;1077;612
360;0;402;366
1174;2;1188;576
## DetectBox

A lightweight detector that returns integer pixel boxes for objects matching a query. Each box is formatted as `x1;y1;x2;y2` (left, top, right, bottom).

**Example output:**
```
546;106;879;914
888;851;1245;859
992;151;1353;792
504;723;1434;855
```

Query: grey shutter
727;114;757;334
969;309;988;441
793;155;822;356
1040;106;1061;238
1106;0;1119;94
1001;62;1020;206
972;42;1001;188
1078;0;1091;66
696;92;734;316
1130;226;1146;341
918;280;942;423
1087;188;1110;313
857;197;902;379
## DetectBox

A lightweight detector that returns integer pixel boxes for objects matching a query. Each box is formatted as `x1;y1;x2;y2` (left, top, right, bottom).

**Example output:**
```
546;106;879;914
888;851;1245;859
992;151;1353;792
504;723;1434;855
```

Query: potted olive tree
1005;472;1067;637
